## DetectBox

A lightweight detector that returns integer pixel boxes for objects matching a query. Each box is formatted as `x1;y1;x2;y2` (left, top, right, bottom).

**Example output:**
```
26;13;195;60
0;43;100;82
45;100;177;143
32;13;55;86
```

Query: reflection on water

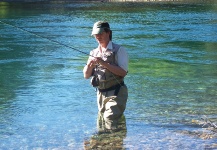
0;1;217;149
84;115;127;149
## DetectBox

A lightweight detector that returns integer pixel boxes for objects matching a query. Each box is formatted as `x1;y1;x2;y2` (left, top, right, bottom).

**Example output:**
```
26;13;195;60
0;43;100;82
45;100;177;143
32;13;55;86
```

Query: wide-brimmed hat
91;21;110;35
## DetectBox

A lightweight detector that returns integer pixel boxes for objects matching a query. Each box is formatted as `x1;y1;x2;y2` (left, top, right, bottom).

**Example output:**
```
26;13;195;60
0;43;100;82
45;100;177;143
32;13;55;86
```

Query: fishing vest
91;43;124;90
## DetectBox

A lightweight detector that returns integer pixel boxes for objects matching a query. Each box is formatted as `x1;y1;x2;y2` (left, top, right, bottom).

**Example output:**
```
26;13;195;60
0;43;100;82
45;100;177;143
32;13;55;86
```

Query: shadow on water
84;115;127;150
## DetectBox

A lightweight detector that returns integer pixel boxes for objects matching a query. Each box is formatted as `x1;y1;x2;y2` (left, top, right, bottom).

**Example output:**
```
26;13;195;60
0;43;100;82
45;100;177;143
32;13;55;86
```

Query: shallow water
0;1;217;149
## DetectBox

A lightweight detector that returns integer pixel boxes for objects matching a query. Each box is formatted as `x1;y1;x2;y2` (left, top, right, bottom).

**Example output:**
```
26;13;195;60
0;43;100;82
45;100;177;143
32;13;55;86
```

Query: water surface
0;1;217;149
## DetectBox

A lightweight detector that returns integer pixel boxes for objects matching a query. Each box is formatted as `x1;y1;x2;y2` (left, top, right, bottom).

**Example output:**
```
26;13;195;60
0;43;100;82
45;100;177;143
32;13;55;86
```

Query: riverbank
109;0;214;2
0;0;216;3
108;0;216;4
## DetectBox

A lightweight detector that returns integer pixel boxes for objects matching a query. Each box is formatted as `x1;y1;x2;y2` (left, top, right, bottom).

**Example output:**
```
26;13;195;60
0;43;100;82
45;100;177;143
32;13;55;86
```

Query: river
0;1;217;149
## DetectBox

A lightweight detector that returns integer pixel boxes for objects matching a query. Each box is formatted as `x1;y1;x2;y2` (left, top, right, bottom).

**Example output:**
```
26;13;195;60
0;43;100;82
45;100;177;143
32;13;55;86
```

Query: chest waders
91;43;128;130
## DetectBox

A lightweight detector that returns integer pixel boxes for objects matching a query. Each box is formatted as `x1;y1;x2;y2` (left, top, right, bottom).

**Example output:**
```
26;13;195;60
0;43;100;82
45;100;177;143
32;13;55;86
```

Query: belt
98;82;125;93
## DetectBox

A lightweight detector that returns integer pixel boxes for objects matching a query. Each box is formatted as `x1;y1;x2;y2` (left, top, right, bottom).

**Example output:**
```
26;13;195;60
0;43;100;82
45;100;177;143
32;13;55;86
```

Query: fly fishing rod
0;20;123;86
0;20;93;57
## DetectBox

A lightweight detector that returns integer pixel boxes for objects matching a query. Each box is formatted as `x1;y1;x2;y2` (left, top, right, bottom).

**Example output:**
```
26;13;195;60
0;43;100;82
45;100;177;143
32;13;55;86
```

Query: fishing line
1;20;122;86
0;20;93;57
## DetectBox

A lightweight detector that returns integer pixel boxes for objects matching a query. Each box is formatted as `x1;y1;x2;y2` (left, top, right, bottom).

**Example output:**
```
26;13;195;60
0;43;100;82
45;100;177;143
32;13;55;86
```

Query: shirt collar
98;41;113;52
107;41;113;51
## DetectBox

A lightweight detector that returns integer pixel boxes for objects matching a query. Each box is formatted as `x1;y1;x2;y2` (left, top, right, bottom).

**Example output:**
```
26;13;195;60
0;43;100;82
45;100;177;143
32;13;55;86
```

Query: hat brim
91;28;104;36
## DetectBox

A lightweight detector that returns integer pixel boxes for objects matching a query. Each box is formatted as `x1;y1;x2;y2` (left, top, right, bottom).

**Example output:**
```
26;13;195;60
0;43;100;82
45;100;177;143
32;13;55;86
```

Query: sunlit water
0;1;217;149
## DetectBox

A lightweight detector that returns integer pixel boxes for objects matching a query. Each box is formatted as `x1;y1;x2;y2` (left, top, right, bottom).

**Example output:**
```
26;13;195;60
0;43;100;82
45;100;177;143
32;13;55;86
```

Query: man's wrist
87;63;95;69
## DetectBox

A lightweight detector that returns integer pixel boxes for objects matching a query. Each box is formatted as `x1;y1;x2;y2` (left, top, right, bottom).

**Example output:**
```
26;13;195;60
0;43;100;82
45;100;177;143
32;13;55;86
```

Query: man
83;21;128;131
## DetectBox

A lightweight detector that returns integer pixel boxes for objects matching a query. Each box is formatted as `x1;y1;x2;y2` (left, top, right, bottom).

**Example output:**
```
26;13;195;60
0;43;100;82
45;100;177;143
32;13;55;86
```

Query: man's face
94;31;110;45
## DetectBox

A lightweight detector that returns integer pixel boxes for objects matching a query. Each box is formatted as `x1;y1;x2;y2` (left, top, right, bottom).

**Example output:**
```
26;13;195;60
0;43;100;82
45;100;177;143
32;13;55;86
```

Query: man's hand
87;57;100;68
